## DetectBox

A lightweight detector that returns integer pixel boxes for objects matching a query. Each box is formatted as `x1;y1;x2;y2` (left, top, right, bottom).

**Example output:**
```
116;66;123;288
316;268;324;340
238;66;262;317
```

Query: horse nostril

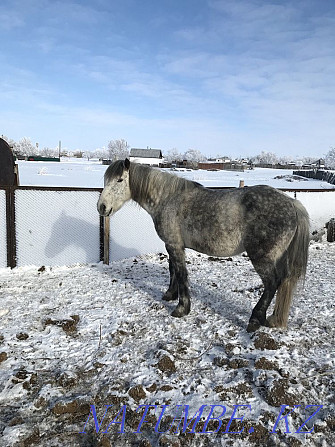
100;203;106;215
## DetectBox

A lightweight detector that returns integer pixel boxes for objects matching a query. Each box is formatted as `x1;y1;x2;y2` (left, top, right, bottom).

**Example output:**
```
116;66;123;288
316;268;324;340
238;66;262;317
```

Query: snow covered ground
0;242;334;446
16;158;335;189
0;159;334;446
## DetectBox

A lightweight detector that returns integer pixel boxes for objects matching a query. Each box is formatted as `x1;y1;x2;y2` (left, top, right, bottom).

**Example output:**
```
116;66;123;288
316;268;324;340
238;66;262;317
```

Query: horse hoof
162;292;177;302
171;306;189;318
266;315;278;328
246;320;260;332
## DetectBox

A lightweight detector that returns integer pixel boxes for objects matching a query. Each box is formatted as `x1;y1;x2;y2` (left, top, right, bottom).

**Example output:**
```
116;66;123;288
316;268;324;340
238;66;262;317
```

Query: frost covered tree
93;147;108;159
325;147;335;169
15;137;37;156
41;147;58;157
183;149;206;162
165;148;183;162
278;155;294;165
107;139;130;161
253;151;278;165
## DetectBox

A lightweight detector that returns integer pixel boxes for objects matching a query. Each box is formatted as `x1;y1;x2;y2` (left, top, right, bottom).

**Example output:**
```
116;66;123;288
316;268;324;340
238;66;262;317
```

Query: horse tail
268;199;310;328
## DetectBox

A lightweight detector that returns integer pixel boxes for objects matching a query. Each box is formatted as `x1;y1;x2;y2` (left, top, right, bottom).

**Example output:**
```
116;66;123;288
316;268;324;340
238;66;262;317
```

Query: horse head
97;158;132;216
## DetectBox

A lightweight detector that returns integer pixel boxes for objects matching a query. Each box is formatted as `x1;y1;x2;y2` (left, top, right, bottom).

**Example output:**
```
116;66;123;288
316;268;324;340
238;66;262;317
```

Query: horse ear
124;158;130;170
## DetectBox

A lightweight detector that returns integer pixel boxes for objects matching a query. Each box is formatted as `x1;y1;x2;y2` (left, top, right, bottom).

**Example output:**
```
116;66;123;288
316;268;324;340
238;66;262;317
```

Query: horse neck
129;163;172;212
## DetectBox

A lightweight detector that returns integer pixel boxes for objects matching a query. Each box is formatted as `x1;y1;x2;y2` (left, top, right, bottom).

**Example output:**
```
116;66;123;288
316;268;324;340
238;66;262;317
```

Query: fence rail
294;169;335;185
1;185;334;268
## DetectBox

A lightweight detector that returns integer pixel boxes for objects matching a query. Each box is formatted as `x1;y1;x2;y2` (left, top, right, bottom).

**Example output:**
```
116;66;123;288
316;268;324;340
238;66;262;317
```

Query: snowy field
0;244;334;446
16;158;335;189
0;159;334;446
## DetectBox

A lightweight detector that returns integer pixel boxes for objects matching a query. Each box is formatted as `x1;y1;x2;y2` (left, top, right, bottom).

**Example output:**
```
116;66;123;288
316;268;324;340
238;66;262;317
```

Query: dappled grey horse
98;159;309;332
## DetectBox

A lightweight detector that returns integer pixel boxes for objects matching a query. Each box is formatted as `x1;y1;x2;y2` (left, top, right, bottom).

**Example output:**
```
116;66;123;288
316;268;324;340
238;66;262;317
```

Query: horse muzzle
97;202;112;216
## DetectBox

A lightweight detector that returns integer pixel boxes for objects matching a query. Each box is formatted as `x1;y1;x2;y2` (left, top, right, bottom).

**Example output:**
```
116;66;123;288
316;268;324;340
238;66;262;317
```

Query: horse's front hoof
162;291;178;302
246;319;261;332
171;305;190;318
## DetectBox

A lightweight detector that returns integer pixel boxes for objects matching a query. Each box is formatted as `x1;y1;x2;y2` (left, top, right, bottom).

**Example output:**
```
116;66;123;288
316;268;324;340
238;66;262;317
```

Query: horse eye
117;178;123;183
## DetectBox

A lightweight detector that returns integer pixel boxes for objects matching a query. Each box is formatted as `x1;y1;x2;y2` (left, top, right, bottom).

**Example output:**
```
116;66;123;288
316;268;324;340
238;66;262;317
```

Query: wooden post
104;216;110;264
239;180;245;188
14;164;19;186
327;218;335;243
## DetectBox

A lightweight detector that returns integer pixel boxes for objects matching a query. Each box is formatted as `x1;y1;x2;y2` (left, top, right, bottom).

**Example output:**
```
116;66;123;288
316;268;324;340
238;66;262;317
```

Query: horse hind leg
247;257;283;332
266;275;298;328
247;279;279;332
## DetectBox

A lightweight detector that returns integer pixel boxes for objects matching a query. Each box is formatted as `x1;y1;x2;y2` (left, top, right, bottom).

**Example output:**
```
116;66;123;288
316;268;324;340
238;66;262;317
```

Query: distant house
214;157;231;163
129;148;164;167
314;159;325;169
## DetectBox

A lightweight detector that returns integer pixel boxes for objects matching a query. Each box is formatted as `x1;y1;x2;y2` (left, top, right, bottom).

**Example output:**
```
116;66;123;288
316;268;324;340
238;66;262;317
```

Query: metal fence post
99;215;110;264
5;187;16;268
104;216;110;265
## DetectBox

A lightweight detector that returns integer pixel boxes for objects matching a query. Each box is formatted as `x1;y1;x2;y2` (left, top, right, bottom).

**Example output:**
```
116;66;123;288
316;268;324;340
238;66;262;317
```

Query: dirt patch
253;332;282;350
156;355;177;375
215;382;253;400
16;332;29;340
43;314;80;334
128;385;147;403
254;357;280;371
263;378;299;407
0;351;8;363
52;399;90;416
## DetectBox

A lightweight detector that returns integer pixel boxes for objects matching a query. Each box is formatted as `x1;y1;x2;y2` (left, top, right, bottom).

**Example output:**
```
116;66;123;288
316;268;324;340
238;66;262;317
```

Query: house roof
130;148;163;159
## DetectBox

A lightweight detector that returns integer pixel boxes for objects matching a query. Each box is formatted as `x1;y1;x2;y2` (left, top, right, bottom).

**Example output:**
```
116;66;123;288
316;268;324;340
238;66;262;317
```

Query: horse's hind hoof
246;320;261;333
266;315;279;328
171;305;190;318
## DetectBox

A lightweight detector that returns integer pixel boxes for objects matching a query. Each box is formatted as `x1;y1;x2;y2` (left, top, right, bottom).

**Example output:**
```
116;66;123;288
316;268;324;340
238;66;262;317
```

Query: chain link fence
0;187;334;268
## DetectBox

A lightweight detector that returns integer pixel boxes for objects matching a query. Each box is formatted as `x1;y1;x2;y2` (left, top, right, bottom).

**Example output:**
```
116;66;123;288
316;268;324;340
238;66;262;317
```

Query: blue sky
1;0;334;158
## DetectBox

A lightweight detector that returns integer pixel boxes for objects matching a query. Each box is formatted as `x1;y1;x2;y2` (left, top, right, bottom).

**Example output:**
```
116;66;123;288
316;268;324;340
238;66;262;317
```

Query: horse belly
183;225;245;257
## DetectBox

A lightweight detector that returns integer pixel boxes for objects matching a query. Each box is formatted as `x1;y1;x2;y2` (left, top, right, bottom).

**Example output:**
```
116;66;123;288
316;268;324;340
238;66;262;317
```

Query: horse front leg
162;258;178;301
165;244;191;317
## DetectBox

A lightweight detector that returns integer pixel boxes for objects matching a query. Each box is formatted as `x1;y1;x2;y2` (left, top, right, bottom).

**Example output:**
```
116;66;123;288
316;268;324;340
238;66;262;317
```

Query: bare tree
107;139;130;161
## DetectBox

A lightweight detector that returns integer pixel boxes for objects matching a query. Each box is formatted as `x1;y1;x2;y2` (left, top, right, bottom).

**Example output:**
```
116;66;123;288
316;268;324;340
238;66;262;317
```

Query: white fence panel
0;191;6;268
15;190;101;267
294;191;335;231
109;201;166;261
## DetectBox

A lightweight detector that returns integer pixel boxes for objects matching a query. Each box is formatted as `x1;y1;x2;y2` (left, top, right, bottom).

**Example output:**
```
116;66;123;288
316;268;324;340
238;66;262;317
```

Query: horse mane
129;162;202;203
104;160;126;183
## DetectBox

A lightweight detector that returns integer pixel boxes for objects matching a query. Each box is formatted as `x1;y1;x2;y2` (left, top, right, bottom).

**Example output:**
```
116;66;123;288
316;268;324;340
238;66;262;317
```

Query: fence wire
0;187;334;268
15;189;101;267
